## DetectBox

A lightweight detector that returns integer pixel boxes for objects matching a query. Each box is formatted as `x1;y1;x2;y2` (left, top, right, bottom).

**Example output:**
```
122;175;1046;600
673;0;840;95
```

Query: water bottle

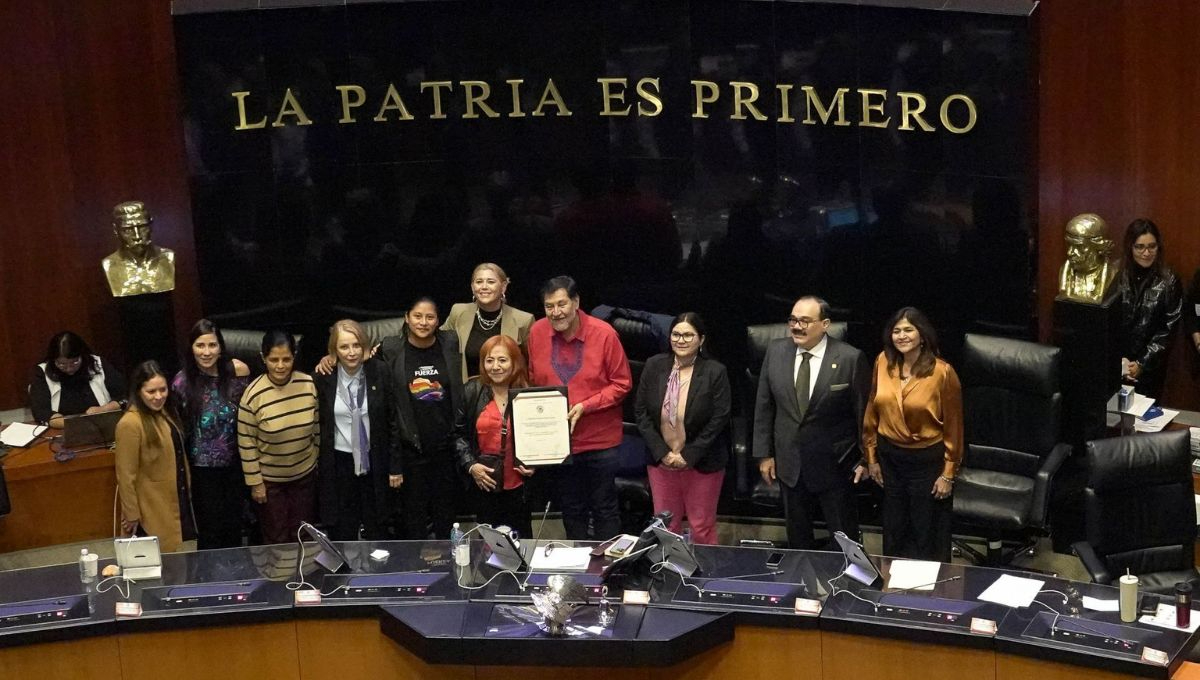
79;548;97;583
451;523;470;567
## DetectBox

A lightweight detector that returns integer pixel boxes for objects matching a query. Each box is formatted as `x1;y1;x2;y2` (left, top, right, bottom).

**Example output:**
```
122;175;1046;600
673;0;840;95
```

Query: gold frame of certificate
510;386;572;466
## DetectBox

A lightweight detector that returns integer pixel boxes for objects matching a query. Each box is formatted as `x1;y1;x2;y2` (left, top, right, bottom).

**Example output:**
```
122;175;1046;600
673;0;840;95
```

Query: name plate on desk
115;602;142;618
623;590;651;605
794;598;822;616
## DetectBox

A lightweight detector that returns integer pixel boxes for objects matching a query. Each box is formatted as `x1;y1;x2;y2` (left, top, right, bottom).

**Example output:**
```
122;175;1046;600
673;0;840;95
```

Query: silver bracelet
938;475;955;484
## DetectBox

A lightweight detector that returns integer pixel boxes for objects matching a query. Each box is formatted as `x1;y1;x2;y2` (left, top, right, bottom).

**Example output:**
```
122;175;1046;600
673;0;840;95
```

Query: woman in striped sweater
238;330;320;544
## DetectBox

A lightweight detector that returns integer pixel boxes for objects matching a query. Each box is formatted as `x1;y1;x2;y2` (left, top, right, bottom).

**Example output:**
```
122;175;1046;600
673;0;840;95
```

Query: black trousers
331;450;383;541
878;439;952;561
555;447;621;541
191;465;246;550
781;474;860;550
477;485;534;540
401;460;457;540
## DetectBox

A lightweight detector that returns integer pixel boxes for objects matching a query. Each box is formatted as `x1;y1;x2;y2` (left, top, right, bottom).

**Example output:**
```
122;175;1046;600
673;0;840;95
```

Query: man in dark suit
753;296;870;549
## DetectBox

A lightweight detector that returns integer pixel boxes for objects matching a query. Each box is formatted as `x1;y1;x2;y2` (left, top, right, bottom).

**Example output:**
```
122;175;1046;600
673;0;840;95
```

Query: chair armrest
1072;540;1114;585
1029;443;1072;528
729;416;751;500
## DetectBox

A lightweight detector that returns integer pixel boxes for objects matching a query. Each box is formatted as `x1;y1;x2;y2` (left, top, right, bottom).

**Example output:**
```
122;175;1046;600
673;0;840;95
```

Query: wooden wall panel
1039;0;1200;409
0;0;198;410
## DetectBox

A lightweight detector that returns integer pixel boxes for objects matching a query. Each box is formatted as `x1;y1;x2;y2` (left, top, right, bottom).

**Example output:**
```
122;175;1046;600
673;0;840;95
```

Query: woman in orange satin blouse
863;307;963;561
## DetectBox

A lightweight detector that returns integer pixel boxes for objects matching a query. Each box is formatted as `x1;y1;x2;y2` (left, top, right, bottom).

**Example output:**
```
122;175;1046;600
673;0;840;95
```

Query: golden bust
1057;213;1117;304
101;201;176;297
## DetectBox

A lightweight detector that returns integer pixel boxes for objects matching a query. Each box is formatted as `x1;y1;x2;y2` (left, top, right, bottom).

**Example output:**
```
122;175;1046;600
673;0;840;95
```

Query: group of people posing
29;216;1190;558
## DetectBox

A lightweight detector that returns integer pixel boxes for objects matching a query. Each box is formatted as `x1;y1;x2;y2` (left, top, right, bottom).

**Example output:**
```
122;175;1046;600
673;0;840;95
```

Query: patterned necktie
795;352;812;419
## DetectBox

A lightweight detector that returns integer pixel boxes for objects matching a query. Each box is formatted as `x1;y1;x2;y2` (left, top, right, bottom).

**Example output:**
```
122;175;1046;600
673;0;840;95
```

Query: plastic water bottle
78;548;97;583
451;523;470;567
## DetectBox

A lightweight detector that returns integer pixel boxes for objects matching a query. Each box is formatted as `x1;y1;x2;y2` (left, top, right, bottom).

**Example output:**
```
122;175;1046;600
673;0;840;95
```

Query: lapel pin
831;363;838;369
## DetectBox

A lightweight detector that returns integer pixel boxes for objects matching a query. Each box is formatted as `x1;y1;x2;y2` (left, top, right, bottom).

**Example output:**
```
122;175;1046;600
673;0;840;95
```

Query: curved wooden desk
0;427;115;552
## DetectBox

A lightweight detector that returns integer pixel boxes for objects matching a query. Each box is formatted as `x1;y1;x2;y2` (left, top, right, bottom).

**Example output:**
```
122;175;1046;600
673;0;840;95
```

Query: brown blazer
114;409;191;552
442;302;534;381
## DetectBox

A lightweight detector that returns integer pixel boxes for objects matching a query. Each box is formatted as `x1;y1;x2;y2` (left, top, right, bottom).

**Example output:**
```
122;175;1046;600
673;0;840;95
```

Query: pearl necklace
476;305;503;331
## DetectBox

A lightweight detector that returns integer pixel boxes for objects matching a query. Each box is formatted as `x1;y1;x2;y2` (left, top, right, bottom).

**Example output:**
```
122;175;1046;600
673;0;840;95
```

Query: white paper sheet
529;545;593;572
977;574;1046;608
1140;602;1200;633
1081;596;1120;612
1105;391;1155;417
885;560;942;591
0;422;47;448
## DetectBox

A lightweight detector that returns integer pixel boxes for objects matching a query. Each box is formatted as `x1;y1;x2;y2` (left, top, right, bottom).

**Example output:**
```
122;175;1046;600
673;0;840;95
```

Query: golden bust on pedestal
101;201;175;297
1057;213;1117;304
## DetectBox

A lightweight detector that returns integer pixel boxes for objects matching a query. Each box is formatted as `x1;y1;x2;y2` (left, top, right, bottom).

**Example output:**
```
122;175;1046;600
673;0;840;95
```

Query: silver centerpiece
529;574;590;636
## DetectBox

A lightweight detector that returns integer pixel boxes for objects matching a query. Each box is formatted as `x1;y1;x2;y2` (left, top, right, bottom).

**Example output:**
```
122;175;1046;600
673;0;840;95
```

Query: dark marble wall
174;0;1036;370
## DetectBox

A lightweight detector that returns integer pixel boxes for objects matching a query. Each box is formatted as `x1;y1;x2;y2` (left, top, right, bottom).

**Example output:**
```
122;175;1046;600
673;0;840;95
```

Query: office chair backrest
1084;430;1195;575
221;330;306;378
359;317;407;348
961;334;1061;476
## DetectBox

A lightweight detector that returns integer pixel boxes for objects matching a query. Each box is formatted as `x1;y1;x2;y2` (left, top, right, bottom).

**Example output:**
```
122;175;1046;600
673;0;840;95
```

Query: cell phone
766;552;786;568
605;535;639;558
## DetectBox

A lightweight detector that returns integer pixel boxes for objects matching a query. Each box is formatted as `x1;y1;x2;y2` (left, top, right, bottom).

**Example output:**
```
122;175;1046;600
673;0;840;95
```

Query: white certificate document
511;390;571;466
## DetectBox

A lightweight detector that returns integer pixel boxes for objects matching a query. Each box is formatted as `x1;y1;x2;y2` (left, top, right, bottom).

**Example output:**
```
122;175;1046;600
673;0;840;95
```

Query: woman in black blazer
635;312;731;544
316;320;403;541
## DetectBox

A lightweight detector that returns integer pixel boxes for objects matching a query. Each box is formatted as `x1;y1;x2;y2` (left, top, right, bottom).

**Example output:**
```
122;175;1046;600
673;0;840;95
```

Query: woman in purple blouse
171;319;251;549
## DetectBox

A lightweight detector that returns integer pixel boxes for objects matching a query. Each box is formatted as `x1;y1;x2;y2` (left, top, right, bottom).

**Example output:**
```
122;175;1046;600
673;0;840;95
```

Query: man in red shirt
527;276;632;540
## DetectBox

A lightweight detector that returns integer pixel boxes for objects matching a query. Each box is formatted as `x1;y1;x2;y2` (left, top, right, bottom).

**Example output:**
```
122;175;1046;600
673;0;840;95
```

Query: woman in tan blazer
442;262;534;381
115;360;195;552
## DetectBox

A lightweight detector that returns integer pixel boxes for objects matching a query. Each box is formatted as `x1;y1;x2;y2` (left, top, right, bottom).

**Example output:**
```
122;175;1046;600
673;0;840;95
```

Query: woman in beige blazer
442;262;534;381
114;360;195;552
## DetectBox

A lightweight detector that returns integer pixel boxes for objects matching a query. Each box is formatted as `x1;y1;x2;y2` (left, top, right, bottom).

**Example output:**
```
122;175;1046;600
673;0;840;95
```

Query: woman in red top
455;335;536;538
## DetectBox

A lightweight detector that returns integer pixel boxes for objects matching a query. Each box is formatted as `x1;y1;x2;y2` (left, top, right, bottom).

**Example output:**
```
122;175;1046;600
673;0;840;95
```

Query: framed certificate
509;386;571;466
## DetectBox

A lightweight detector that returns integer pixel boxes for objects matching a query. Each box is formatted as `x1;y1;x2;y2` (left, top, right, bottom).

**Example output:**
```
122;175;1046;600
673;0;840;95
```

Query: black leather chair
221;329;305;378
359;317;407;347
1073;430;1200;594
735;321;847;513
951;334;1071;565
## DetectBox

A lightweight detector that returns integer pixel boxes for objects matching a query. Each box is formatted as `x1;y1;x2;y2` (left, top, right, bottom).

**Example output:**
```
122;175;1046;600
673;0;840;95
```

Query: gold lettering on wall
462;81;500;119
598;78;632;116
801;86;849;126
372;83;415;122
532;79;573;117
691;80;719;118
336;85;367;123
940;94;978;134
420;81;453;119
730;82;768;121
898;92;934;132
636;78;663;116
858;89;889;129
272;88;312;127
776;84;795;123
506;79;526;118
232;91;267;130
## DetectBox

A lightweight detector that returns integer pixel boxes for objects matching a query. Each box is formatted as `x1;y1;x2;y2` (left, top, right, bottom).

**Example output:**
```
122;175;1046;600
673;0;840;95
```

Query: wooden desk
0;427;116;552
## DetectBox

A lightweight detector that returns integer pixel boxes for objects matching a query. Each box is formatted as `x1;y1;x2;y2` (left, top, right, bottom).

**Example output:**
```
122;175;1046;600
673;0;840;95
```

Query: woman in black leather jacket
455;334;535;538
1116;218;1182;398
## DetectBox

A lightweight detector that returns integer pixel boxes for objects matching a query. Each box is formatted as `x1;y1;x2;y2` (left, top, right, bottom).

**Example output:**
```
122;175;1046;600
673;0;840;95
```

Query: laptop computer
62;410;123;449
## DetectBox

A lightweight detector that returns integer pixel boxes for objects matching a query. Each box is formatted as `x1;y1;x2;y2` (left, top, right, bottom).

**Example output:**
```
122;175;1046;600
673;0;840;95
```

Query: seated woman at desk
114;360;196;553
457;334;536;539
29;331;125;428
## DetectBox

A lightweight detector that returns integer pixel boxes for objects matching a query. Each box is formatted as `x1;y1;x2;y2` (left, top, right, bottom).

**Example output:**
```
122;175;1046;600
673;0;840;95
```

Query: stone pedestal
116;292;178;377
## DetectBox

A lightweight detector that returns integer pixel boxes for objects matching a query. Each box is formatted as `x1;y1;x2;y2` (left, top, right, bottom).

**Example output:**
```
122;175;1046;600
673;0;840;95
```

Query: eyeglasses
786;317;823;328
670;331;698;342
1132;243;1159;253
54;357;83;371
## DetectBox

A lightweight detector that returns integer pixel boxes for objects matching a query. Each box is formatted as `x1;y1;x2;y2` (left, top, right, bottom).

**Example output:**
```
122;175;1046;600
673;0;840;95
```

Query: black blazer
635;353;732;474
752;335;870;492
314;358;402;527
378;330;464;470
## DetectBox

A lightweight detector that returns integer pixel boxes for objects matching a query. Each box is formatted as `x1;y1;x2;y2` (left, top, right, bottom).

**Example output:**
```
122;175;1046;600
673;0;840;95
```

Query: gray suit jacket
752;335;870;492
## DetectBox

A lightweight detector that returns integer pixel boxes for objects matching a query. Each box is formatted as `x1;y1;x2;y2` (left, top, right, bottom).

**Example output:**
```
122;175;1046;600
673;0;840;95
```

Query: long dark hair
181;319;236;418
1123;218;1164;273
882;307;940;378
43;331;101;382
128;360;177;447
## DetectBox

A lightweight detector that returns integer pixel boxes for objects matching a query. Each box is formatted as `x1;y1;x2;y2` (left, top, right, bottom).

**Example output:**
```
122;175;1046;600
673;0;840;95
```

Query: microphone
519;501;552;591
887;575;962;595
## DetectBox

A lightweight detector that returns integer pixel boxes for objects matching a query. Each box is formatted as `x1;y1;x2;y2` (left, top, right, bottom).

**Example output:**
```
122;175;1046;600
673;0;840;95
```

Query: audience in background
29;331;125;428
172;319;251;550
864;307;962;562
238;330;320;544
115;360;195;553
1116;218;1182;399
442;263;534;381
315;319;404;541
636;312;730;545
